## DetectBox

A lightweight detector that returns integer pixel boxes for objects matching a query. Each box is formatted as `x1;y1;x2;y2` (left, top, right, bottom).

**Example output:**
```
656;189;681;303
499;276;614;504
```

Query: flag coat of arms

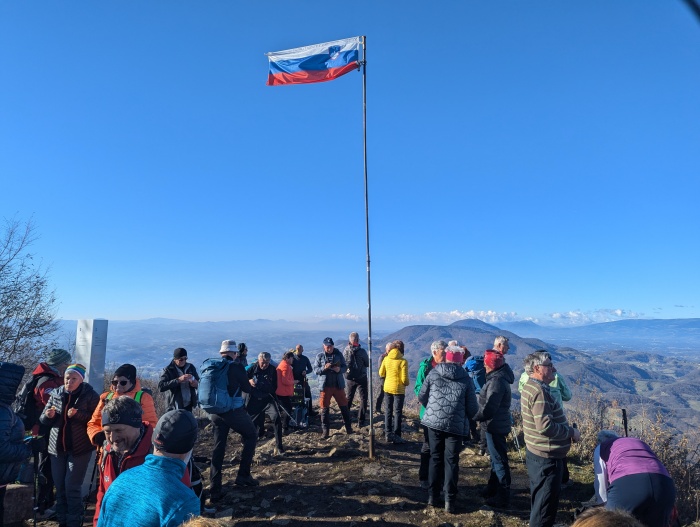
266;37;361;86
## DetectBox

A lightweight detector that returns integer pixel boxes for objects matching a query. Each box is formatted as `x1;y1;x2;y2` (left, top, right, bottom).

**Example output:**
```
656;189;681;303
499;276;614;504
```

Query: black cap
323;337;334;346
114;364;137;385
152;409;198;454
173;348;188;360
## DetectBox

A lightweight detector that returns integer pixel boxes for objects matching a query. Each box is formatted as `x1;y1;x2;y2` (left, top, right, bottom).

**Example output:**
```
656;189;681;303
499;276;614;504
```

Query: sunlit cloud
547;308;642;326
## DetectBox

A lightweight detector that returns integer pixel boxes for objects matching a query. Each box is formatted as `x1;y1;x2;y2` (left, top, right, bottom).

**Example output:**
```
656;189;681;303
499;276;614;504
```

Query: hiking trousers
427;427;461;502
526;449;564;527
210;408;257;491
345;377;368;424
50;449;92;527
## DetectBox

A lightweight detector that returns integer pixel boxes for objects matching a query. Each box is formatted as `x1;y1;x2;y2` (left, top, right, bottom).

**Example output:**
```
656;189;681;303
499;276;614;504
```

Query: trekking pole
511;429;524;465
622;409;628;437
269;394;297;427
32;451;39;527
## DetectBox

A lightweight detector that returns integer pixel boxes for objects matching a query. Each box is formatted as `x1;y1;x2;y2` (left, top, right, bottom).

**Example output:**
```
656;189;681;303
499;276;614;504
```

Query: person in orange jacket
276;351;296;433
87;364;158;446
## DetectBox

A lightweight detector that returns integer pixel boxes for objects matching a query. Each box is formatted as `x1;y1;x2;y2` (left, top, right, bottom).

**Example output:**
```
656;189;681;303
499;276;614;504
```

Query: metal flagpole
360;35;375;460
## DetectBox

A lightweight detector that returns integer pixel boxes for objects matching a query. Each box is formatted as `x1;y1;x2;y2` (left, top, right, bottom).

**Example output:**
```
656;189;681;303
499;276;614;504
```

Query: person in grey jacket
314;338;353;438
474;350;515;508
418;343;478;514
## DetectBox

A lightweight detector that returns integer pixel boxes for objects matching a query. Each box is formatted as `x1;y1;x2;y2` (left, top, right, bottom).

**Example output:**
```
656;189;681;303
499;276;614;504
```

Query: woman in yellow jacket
378;340;409;443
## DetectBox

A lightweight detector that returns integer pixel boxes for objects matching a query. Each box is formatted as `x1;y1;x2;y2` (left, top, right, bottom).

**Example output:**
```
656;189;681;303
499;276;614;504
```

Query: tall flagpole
360;35;375;459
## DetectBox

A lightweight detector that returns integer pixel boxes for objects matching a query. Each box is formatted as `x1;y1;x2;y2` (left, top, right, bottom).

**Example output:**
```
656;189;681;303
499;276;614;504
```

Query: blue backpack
198;358;242;414
465;356;486;394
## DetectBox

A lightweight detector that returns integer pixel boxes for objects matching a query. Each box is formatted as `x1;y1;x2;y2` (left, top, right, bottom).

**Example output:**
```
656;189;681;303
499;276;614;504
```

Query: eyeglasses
539;363;554;368
111;380;129;386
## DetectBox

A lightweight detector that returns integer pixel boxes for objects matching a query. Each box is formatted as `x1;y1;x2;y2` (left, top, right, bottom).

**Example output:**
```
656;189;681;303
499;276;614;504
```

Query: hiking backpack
198;358;241;414
465;356;486;394
13;374;52;429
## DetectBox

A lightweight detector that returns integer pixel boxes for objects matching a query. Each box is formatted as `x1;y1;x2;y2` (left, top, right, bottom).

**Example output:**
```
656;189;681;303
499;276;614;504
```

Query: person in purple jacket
593;430;676;527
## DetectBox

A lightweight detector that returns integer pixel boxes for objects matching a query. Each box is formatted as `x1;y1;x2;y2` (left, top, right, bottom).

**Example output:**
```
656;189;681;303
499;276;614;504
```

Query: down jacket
473;364;514;435
378;348;409;395
0;361;31;485
418;362;478;436
40;382;100;456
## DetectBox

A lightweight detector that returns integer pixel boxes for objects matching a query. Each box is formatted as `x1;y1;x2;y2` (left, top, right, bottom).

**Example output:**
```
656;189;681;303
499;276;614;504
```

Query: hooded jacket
158;361;199;412
40;382;100;456
275;359;295;397
473;364;515;435
378;348;409;395
418;362;478;436
87;380;158;445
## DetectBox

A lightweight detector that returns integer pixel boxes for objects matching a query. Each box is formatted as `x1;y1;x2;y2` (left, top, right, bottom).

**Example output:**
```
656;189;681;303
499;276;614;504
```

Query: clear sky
2;2;699;327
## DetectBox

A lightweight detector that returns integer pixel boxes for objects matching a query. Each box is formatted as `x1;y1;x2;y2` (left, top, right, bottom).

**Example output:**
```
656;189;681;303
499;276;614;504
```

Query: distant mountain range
55;317;700;432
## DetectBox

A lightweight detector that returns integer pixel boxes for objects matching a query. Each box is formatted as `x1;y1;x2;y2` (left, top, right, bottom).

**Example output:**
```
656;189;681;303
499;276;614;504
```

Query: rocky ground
33;407;596;527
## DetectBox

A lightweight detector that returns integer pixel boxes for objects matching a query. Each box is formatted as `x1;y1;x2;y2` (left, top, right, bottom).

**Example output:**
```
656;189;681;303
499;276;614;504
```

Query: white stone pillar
74;319;108;387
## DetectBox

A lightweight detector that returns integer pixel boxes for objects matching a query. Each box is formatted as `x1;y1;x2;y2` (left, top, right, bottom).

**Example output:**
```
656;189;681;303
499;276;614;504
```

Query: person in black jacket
344;332;370;427
292;344;316;417
418;344;478;514
39;364;100;527
0;362;32;522
208;340;259;503
246;352;283;453
158;347;200;412
473;350;515;508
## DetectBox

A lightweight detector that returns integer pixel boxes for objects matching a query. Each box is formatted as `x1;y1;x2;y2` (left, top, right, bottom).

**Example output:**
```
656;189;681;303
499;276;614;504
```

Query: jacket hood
32;362;61;377
387;348;404;360
434;362;468;381
487;363;515;384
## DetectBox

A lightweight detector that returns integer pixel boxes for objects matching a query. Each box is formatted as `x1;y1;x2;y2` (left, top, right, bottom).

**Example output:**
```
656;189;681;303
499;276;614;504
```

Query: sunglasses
175;357;188;361
111;380;130;386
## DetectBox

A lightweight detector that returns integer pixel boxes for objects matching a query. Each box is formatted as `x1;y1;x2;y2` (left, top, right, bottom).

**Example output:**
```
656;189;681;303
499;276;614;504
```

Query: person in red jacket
276;351;296;434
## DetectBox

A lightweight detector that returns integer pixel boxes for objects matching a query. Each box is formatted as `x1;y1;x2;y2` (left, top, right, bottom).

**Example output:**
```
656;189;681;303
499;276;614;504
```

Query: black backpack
13;374;51;429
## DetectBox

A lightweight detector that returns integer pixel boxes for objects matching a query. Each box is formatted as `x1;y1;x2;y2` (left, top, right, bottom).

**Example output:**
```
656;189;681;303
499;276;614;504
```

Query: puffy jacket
275;360;295;397
314;349;346;391
344;344;369;381
418;362;478;436
473;364;514;435
29;363;64;434
158;361;199;412
0;403;31;485
87;380;158;445
378;348;409;395
40;382;100;456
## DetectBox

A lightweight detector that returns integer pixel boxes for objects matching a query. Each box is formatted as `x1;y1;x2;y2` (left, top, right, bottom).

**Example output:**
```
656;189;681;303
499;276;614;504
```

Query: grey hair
431;340;448;353
523;350;552;375
103;395;143;421
597;430;620;444
494;336;509;348
448;340;459;347
385;342;393;352
258;352;271;361
349;332;359;342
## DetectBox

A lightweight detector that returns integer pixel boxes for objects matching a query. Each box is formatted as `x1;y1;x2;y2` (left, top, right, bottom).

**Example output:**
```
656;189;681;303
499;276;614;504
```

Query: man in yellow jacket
378;340;409;443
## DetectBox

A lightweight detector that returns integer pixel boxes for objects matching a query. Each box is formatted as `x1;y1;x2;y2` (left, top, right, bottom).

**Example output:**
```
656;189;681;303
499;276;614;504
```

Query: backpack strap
106;392;114;401
134;391;143;404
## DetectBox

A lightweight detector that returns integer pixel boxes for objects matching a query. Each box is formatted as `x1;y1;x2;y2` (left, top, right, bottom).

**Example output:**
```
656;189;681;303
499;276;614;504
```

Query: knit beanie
65;363;86;379
113;364;137;385
152;409;198;454
484;350;505;370
46;348;72;366
173;348;188;360
445;345;465;364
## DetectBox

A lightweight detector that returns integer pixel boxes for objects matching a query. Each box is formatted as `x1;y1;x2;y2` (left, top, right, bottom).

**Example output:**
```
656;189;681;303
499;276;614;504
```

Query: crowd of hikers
0;333;679;527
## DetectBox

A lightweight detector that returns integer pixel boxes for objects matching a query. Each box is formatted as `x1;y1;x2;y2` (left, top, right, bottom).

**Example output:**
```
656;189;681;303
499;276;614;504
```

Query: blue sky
2;2;699;327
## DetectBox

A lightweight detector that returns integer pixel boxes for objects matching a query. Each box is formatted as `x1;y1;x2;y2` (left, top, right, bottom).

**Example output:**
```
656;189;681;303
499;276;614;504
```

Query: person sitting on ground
97;409;200;527
473;350;514;508
593;430;676;527
40;364;100;527
344;332;370;428
246;352;283;452
0;362;32;523
159;348;200;413
88;364;158;446
275;351;296;434
292;344;315;417
418;343;478;514
314;338;354;438
379;340;409;443
414;340;446;489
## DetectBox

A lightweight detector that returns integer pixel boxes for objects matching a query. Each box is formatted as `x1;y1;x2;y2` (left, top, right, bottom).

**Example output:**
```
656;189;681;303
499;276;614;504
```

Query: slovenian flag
266;37;361;86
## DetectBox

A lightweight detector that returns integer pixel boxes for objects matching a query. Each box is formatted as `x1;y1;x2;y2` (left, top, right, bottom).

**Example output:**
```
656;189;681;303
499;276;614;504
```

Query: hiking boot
481;472;498;498
445;501;456;514
321;429;330;439
234;475;259;487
